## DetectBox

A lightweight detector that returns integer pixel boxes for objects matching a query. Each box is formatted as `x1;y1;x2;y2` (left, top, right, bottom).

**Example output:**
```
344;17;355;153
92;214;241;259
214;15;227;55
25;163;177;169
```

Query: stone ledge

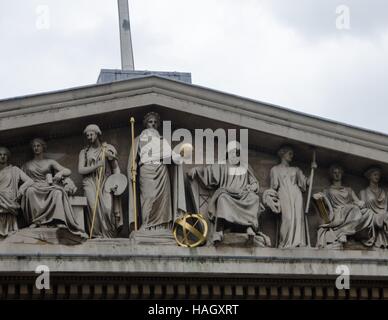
0;241;387;279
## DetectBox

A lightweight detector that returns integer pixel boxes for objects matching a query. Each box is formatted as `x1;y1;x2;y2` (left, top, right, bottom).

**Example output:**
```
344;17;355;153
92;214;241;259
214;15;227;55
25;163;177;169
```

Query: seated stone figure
22;138;87;239
0;147;33;237
360;167;388;248
188;141;270;246
314;164;375;249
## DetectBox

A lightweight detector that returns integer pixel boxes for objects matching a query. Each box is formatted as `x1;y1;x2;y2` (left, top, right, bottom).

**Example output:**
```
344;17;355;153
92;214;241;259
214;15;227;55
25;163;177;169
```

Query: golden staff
305;149;316;214
304;149;316;247
89;145;106;239
130;117;138;231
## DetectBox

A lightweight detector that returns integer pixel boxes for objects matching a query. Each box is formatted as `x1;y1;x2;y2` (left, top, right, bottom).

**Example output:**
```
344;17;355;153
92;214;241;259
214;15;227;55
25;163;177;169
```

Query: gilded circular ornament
173;213;208;248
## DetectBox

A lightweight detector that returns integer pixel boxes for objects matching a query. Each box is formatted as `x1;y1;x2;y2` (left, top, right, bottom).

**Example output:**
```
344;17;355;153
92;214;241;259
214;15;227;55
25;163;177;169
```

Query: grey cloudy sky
1;0;388;133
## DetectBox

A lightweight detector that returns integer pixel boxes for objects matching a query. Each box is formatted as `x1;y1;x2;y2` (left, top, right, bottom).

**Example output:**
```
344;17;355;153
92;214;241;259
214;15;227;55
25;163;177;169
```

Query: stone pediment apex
1;75;388;166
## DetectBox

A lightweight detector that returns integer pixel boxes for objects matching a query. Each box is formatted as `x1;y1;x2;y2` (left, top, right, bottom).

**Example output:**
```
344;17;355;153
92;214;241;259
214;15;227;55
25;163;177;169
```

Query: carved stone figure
0;147;33;237
315;164;375;249
79;125;123;238
22;138;86;238
268;146;314;248
188;141;270;246
360;167;388;248
127;112;187;241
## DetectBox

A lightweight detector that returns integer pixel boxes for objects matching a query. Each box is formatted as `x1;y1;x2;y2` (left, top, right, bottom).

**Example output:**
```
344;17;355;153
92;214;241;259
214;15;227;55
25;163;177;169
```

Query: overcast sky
1;0;387;134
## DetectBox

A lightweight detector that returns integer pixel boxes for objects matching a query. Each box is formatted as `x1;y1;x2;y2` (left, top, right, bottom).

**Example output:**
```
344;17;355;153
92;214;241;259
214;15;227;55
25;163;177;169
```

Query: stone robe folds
191;164;260;230
22;160;86;237
0;166;22;236
81;144;123;238
270;165;308;248
128;129;186;232
317;186;375;248
360;187;388;248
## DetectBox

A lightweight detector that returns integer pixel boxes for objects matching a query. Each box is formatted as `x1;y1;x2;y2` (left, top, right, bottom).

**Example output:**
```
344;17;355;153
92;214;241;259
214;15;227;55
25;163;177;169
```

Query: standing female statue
315;164;375;248
269;145;316;248
78;124;123;238
22;138;86;238
360;167;388;248
127;112;186;235
0;147;33;237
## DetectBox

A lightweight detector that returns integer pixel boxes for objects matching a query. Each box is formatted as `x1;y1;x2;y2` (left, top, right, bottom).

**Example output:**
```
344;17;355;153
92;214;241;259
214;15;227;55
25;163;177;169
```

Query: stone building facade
1;76;388;299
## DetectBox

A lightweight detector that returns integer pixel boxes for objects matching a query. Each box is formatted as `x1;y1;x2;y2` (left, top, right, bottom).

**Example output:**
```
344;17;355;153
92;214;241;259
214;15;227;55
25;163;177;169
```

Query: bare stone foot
246;227;255;245
212;231;224;246
339;235;347;243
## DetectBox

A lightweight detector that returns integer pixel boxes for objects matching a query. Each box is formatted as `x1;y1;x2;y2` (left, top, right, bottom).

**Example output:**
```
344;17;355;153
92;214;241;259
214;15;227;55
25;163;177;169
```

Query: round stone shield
173;213;208;248
104;173;128;196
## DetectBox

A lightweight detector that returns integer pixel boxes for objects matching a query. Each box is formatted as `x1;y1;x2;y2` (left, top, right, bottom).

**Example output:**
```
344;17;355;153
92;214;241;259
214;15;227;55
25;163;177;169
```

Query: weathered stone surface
0;240;387;280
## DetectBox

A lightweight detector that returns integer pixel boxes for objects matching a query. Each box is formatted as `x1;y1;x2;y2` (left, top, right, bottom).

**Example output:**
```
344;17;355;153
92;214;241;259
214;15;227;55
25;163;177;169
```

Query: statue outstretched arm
50;160;71;182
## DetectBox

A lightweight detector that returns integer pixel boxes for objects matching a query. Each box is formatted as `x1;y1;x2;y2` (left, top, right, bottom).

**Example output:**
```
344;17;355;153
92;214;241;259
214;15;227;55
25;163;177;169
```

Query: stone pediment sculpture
127;112;187;245
1;76;388;299
187;141;270;247
0;76;387;252
263;145;317;248
79;124;125;239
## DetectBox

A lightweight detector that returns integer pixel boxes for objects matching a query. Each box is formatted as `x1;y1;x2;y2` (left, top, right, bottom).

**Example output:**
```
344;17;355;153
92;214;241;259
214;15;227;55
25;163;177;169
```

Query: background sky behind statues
1;0;387;133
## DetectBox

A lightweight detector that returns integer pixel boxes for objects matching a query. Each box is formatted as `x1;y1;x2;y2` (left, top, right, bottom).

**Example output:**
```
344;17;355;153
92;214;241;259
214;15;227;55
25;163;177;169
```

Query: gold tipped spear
304;149;317;246
89;145;106;239
305;149;317;214
130;117;138;231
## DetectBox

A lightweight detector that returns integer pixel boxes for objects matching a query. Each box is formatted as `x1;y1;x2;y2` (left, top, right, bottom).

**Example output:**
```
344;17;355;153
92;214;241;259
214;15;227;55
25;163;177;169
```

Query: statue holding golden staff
0;147;33;237
79;124;123;238
22;138;86;238
127;112;187;238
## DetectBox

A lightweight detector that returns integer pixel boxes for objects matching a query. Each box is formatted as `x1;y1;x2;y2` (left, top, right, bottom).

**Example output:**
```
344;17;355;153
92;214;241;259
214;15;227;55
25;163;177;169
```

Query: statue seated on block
22;138;87;240
314;164;375;249
188;141;271;247
0;147;33;238
360;167;388;248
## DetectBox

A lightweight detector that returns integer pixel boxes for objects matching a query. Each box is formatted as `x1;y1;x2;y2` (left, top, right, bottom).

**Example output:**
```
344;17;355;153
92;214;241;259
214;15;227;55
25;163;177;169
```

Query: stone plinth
0;240;387;279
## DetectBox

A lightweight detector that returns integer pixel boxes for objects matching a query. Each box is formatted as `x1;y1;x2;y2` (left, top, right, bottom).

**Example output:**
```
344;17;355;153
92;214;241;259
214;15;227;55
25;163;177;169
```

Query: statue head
227;140;240;165
0;146;10;165
30;138;47;155
277;145;294;163
83;124;102;145
143;112;161;130
364;166;382;184
329;164;344;182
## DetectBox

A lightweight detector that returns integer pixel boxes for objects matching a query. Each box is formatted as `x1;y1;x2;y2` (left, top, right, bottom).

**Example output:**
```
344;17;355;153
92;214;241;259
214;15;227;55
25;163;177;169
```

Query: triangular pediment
1;75;388;178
